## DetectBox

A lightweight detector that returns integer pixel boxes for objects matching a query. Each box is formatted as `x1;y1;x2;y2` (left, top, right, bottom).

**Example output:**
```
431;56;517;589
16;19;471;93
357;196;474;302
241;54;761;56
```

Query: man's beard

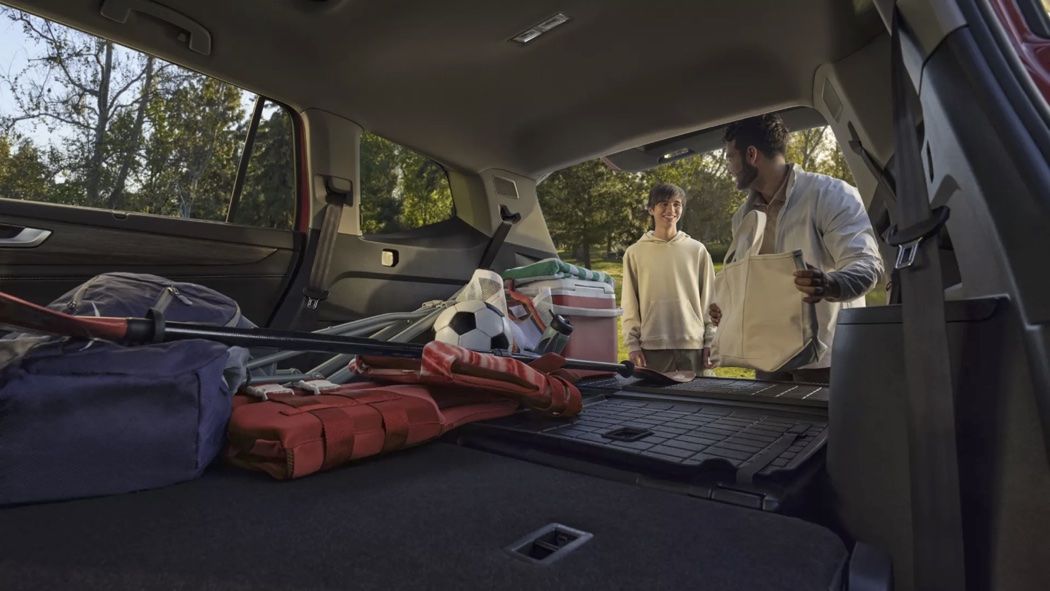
735;160;758;190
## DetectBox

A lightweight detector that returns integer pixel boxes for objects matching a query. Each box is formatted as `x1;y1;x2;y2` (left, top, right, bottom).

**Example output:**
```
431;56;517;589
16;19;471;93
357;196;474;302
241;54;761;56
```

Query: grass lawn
561;256;755;379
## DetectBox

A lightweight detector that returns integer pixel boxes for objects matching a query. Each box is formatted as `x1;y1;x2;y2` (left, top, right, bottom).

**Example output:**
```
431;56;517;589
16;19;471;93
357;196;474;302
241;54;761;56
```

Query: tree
538;160;646;268
138;76;243;219
0;133;52;201
641;153;742;250
0;10;163;208
234;105;296;229
538;127;859;266
398;152;453;230
359;132;401;234
358;132;456;234
787;126;855;183
786;128;825;171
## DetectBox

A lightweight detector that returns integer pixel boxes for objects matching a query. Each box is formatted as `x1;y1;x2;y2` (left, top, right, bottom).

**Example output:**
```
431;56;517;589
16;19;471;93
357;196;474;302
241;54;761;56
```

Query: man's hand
701;347;714;369
794;265;841;303
628;350;646;368
708;303;721;327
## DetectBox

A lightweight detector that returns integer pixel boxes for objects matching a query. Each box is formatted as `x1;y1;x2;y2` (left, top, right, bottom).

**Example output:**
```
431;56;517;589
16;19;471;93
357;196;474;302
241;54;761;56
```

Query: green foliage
359;132;454;234
234;106;296;229
538;160;647;268
539;127;857;264
0;7;295;229
640;153;743;251
137;76;243;220
0;133;51;201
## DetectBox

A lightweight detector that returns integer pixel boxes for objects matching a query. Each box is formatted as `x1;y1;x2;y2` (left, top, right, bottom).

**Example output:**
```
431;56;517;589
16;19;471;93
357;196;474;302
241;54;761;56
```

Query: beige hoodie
621;231;716;353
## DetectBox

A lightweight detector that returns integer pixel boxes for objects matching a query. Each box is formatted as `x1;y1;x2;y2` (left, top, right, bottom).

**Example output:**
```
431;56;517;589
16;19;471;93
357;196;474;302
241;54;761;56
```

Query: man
710;114;883;383
622;183;717;376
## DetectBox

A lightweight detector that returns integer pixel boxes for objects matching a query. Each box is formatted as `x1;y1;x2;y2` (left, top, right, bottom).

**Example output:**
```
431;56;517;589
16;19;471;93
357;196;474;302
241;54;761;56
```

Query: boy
621;183;716;375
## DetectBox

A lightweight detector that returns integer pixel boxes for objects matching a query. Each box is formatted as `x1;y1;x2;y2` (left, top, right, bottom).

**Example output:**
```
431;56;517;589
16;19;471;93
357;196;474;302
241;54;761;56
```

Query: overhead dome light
511;13;571;45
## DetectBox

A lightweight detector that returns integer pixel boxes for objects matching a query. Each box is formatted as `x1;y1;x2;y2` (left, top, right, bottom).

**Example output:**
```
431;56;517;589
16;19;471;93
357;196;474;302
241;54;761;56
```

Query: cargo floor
0;443;846;590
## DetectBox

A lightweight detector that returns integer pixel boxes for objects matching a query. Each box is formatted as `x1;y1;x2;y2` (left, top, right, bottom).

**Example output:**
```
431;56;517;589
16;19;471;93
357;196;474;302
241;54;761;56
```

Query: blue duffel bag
0;273;253;505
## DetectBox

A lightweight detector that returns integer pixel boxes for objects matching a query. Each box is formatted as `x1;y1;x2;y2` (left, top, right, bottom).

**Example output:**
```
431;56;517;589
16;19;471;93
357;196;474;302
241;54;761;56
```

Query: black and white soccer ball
432;300;514;351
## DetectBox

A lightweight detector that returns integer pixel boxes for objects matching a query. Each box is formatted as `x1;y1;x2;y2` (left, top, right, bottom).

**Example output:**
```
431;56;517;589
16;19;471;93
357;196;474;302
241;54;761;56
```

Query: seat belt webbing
478;205;521;270
302;176;352;316
890;11;967;591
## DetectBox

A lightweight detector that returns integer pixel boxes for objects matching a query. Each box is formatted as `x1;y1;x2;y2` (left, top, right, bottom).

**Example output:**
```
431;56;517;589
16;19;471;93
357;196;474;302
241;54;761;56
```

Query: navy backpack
0;273;253;505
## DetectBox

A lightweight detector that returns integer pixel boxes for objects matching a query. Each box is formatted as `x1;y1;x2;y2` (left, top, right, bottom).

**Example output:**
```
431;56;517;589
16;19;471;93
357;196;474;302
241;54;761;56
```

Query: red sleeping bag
227;342;581;479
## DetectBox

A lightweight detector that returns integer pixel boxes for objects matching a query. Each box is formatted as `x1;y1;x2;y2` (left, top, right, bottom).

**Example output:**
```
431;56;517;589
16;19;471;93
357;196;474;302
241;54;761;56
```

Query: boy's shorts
641;348;714;376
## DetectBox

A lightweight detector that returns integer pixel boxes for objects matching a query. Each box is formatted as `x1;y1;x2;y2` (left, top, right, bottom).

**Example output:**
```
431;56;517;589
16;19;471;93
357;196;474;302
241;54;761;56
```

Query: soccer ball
433;300;514;351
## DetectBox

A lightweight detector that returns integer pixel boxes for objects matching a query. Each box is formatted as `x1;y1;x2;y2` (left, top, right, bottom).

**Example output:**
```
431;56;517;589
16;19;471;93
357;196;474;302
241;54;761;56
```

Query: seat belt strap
847;121;903;303
478;205;521;270
848;120;898;212
890;10;967;591
303;176;352;312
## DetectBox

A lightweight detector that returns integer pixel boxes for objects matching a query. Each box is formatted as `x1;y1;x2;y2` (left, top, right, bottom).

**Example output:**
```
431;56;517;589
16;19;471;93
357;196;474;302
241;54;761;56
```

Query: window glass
359;131;454;234
0;6;296;229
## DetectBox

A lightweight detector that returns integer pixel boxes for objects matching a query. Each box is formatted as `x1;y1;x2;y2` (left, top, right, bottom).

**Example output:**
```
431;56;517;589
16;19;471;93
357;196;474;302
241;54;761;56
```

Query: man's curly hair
723;114;789;158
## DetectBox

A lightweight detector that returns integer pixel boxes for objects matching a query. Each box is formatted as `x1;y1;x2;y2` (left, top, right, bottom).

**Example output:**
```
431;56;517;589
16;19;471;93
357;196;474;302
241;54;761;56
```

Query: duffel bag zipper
153;285;193;314
65;276;100;314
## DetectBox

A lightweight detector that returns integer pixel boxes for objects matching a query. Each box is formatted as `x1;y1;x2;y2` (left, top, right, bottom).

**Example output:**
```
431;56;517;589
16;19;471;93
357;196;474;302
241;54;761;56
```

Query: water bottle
535;313;573;354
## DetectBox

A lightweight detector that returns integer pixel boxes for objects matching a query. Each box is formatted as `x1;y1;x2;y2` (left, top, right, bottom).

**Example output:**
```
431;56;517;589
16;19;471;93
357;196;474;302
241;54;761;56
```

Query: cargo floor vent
507;523;593;564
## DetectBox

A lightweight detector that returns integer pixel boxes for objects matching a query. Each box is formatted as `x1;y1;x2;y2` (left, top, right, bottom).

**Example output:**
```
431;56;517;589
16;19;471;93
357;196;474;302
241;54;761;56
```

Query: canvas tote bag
711;210;826;372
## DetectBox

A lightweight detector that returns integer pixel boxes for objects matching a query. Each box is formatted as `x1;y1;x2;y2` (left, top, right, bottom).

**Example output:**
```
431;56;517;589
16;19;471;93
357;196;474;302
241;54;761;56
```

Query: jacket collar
747;164;801;211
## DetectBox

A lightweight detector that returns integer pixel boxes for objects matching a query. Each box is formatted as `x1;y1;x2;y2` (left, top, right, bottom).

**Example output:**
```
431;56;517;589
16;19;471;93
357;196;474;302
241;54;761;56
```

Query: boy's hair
722;114;789;158
647;183;686;209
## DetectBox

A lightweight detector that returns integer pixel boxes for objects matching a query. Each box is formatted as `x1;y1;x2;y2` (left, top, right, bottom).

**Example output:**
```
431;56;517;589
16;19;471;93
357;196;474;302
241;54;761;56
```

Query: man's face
725;141;759;190
649;196;684;230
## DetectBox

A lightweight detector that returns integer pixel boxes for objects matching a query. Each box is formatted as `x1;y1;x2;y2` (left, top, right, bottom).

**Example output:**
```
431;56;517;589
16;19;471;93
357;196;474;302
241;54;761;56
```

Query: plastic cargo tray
578;375;830;407
454;389;828;512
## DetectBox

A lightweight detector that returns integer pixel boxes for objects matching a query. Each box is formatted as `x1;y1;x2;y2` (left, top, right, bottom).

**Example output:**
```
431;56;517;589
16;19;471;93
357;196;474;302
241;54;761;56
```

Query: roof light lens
511;13;571;45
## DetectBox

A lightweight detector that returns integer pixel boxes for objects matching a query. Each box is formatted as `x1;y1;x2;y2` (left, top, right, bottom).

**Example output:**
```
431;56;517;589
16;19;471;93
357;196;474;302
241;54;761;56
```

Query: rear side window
0;7;297;230
359;132;454;234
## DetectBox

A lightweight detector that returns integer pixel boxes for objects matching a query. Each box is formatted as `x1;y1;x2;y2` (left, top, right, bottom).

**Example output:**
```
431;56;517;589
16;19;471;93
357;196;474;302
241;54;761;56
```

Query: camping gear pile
0;259;621;504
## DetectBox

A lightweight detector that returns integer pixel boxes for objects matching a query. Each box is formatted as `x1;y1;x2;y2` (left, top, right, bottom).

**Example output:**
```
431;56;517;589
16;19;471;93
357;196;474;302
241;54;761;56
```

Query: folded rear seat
0;443;845;590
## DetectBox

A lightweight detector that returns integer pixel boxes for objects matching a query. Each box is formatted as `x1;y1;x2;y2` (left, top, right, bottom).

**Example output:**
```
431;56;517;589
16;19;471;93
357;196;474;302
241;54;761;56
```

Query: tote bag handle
724;210;767;266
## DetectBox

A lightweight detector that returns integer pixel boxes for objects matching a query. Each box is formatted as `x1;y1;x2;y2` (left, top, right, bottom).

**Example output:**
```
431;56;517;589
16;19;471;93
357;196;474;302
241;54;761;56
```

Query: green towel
502;258;614;286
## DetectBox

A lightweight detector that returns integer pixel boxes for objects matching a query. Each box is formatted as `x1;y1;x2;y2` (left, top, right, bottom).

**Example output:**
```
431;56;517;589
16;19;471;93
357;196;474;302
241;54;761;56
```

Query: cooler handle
550;304;623;318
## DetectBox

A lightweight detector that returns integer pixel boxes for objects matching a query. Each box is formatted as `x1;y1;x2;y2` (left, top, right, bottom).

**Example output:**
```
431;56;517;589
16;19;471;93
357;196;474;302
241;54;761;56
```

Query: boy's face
649;196;684;231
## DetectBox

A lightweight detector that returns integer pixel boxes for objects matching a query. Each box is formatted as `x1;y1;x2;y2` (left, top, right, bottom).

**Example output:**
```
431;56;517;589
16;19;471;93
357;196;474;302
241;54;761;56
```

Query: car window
0;7;297;230
359;131;454;234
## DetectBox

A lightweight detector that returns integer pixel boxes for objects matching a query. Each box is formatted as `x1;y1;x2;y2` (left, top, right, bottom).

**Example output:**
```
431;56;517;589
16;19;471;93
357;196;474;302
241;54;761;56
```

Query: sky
0;7;258;153
0;13;41;142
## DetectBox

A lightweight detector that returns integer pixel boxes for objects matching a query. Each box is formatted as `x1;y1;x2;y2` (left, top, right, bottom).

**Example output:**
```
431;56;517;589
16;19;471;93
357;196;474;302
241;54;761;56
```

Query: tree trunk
108;55;155;210
581;239;591;269
86;41;113;206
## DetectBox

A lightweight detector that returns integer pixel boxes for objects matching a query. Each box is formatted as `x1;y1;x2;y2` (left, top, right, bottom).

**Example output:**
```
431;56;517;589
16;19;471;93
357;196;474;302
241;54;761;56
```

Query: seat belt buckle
887;206;951;271
894;237;923;270
303;287;329;311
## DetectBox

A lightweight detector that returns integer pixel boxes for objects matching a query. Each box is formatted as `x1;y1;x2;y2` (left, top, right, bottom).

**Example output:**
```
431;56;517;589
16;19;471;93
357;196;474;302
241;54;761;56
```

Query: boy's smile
650;197;684;234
